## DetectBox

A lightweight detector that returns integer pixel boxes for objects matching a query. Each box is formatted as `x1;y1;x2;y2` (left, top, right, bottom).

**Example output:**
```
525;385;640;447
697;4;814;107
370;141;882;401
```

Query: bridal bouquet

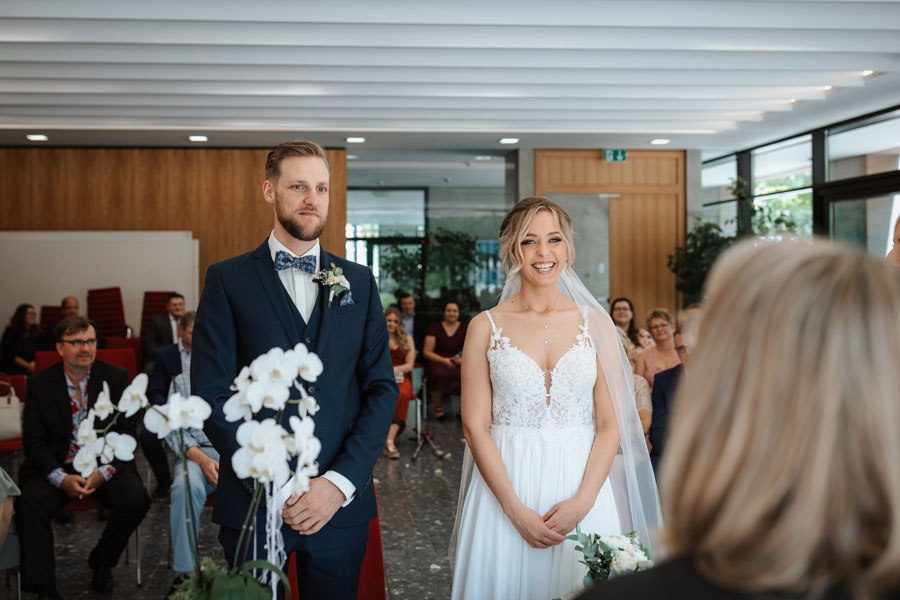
76;343;324;600
569;524;653;587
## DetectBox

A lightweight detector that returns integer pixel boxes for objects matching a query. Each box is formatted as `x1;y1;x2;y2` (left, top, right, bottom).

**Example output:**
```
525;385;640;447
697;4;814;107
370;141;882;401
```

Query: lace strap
484;309;498;333
484;310;507;350
578;305;594;347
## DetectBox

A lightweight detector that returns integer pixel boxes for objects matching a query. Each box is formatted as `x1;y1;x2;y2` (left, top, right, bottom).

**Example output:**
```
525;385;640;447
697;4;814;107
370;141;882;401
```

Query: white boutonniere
313;262;352;307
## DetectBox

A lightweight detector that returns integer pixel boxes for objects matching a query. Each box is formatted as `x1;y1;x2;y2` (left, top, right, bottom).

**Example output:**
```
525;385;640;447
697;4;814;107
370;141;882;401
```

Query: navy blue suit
649;364;682;472
148;343;182;407
192;240;397;599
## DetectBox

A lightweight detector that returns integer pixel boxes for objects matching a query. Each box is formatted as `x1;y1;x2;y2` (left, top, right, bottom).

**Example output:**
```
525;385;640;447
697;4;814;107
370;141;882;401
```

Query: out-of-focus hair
611;296;640;347
54;315;93;341
660;238;900;598
645;308;674;329
179;311;196;330
265;140;329;181
384;307;411;354
498;197;575;280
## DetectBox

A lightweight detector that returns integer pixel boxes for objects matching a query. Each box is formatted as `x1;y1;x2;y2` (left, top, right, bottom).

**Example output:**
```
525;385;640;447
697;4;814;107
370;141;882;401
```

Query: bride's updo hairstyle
660;239;900;597
498;197;575;278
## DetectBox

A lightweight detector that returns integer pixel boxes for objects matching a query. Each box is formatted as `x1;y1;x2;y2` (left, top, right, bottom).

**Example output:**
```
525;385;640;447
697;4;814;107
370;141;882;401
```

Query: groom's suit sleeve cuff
323;470;356;507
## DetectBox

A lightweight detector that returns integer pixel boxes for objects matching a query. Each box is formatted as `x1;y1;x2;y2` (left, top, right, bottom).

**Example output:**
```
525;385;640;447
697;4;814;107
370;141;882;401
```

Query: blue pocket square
339;290;354;307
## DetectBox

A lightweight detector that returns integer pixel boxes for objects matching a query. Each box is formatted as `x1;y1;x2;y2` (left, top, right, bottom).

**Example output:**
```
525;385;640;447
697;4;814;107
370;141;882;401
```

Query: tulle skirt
451;424;621;600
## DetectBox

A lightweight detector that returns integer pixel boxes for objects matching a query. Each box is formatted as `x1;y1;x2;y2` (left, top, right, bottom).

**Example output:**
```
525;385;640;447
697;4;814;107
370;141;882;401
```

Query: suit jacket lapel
87;363;102;409
314;249;337;356
50;364;71;428
251;240;303;348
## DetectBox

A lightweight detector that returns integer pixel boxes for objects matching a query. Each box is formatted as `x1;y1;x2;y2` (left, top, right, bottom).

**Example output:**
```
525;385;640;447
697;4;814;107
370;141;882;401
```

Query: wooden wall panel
0;147;347;289
535;149;685;319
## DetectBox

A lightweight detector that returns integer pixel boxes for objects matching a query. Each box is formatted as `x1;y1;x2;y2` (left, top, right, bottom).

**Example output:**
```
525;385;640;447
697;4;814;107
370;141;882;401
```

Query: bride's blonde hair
498;197;575;279
660;238;900;598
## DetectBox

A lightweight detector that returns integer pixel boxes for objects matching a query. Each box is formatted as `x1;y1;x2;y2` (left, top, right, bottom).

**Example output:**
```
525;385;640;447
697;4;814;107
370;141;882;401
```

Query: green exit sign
603;149;627;162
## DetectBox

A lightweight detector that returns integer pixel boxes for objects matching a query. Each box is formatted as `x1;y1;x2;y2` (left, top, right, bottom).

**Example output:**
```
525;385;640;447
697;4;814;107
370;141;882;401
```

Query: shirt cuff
322;470;356;507
47;468;67;488
99;465;116;482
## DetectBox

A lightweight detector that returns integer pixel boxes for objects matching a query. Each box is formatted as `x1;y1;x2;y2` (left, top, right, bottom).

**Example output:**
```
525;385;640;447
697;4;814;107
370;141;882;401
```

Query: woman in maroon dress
384;307;415;459
422;301;467;419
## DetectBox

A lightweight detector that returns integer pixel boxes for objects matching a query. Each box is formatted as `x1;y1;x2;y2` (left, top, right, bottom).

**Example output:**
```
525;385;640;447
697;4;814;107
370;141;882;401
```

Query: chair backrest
39;305;63;330
96;348;137;381
8;374;26;400
107;336;143;370
34;350;62;372
87;287;127;338
141;291;175;337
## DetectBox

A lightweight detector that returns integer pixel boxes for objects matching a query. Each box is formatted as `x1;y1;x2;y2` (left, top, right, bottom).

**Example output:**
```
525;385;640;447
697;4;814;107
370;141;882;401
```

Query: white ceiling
1;0;899;169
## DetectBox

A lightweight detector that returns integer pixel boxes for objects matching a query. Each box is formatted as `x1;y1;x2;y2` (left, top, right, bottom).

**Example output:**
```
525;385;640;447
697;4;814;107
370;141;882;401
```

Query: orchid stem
232;484;264;574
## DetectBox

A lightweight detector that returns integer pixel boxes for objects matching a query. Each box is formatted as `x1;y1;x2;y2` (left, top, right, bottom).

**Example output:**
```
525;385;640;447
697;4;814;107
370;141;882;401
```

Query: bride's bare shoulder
489;297;521;315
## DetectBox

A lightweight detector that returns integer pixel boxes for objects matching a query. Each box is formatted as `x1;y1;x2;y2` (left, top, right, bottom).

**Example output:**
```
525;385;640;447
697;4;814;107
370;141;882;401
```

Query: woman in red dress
384;307;416;459
422;301;467;419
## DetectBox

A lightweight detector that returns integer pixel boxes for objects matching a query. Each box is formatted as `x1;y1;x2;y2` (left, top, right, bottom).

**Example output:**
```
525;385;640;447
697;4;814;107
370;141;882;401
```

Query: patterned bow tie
274;251;317;274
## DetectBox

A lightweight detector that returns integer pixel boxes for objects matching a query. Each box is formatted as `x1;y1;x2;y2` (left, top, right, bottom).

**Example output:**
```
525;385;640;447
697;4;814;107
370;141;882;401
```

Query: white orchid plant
77;343;324;600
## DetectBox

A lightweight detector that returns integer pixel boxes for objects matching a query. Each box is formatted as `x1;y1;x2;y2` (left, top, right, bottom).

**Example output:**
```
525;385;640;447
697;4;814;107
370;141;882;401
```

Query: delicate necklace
517;293;561;345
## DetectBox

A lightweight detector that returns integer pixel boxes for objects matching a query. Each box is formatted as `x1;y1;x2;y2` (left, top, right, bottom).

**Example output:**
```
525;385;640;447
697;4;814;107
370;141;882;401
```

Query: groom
192;140;397;599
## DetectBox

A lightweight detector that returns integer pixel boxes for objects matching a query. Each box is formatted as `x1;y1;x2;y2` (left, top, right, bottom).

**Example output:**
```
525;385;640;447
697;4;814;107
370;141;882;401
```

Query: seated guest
422;301;466;419
397;291;427;356
0;467;18;554
142;292;186;373
152;312;217;593
142;313;201;501
585;239;900;600
633;308;680;389
616;326;652;444
610;296;653;353
15;315;150;598
382;308;415;459
1;304;39;375
38;296;81;350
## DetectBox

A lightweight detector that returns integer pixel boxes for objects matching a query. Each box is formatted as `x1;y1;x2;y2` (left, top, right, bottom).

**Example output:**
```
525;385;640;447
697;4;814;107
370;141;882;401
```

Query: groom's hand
281;477;346;535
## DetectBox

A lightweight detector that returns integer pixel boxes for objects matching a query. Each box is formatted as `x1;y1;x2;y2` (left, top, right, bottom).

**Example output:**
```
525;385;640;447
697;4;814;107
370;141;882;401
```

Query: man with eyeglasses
15;315;150;599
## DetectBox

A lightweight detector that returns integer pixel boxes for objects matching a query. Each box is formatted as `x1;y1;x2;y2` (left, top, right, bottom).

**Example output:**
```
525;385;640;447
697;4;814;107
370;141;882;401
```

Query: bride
450;197;662;600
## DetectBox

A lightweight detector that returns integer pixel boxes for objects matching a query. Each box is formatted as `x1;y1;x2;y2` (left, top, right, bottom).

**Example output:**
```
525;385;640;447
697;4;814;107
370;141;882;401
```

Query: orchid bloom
290;343;324;383
246;379;290;412
251;347;297;388
232;419;291;486
73;444;97;478
118;373;149;417
76;409;98;448
143;404;171;438
92;381;115;420
167;394;212;431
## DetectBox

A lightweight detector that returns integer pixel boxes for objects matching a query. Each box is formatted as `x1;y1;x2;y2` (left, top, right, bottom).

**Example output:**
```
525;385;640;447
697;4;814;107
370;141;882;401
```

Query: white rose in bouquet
610;550;638;576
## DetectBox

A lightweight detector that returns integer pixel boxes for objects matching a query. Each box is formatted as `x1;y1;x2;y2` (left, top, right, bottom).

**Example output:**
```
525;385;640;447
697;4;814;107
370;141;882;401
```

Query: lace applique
484;308;596;430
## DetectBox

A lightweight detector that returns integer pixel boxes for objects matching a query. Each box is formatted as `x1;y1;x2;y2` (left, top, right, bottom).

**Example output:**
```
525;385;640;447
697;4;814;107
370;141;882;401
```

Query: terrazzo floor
0;409;466;600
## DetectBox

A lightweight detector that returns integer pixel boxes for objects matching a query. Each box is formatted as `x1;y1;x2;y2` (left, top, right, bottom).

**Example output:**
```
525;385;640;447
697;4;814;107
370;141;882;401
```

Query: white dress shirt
267;231;356;507
169;313;179;345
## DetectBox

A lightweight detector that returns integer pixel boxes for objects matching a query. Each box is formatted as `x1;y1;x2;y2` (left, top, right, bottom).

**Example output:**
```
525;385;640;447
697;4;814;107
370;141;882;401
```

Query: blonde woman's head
384;306;410;353
660;238;900;597
498;197;575;280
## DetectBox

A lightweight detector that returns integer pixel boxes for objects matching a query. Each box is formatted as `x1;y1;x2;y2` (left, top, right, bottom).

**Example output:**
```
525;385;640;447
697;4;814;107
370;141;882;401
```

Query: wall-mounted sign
603;149;627;162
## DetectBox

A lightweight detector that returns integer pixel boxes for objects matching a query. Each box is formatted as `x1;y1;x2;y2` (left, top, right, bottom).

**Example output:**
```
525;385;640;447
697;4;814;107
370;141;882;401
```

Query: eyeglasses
60;338;97;348
612;307;632;312
648;323;671;331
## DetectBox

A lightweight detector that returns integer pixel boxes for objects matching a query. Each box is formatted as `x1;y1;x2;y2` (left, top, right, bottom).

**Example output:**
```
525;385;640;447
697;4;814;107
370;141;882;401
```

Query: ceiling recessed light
823;85;833;91
474;155;493;161
790;98;798;104
347;154;358;160
188;135;208;142
650;138;671;145
499;138;519;145
26;134;48;142
346;137;366;144
862;70;874;77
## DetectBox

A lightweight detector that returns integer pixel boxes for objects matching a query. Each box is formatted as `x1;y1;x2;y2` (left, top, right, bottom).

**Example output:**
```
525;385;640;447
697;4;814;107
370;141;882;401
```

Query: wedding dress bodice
485;308;596;429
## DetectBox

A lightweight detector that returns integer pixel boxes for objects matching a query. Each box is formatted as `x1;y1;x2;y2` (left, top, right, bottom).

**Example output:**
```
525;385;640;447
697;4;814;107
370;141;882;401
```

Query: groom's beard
275;192;327;242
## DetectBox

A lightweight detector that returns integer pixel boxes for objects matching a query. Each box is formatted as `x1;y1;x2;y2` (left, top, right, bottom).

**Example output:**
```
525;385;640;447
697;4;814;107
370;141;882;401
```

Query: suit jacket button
309;386;316;393
305;337;313;345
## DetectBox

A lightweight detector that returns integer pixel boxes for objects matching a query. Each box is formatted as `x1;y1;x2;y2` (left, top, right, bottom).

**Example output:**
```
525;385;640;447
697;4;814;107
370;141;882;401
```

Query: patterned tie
274;251;317;274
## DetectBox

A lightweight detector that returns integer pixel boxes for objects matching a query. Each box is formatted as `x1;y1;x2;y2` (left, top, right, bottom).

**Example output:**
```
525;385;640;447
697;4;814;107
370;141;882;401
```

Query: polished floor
0;411;465;600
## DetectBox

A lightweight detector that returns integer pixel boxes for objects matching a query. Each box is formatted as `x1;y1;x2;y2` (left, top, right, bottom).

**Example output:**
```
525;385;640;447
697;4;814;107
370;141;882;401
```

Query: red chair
34;350;61;372
39;305;63;330
287;487;386;600
96;348;137;382
0;374;26;453
88;287;128;339
141;291;175;337
107;337;143;371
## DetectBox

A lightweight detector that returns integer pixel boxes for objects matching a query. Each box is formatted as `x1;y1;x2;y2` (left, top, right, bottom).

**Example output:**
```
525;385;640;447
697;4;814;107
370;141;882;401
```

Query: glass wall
701;156;738;236
751;135;813;235
828;111;900;181
830;192;900;258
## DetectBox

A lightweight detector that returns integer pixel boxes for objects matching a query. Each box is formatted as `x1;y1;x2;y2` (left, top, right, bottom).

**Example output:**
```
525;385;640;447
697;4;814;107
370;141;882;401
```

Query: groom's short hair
265;140;330;181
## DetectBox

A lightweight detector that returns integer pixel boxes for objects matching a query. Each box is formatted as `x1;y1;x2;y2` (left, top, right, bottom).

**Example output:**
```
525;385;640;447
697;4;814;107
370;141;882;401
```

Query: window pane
702;201;737;237
752;188;813;236
702;156;737;205
831;193;900;257
828;112;900;181
347;189;425;238
752;135;812;195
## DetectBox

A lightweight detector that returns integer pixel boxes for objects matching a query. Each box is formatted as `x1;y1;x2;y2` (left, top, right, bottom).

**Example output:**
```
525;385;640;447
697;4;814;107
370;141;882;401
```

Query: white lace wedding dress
451;307;622;600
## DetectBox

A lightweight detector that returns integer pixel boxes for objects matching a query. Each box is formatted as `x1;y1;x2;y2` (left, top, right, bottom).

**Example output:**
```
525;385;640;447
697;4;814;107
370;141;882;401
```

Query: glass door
830;191;900;258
